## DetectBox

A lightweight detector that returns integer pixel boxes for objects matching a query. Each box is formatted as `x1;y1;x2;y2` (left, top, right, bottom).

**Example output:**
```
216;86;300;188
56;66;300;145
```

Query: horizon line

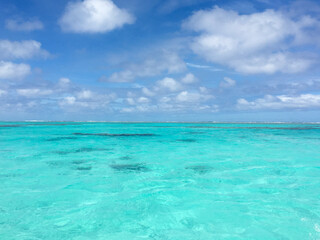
0;120;319;124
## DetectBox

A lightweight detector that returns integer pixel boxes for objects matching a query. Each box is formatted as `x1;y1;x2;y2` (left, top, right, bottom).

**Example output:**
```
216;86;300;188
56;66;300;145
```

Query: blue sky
1;0;320;121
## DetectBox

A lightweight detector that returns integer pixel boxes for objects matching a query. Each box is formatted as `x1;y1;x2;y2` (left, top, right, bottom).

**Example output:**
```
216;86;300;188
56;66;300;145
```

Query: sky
1;0;320;121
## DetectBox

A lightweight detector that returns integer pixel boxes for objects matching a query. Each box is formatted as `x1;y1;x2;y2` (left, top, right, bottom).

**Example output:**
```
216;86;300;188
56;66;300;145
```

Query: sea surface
0;122;320;239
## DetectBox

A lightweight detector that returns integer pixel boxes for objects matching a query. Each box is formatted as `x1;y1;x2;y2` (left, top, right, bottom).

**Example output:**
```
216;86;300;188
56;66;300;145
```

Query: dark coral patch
73;133;156;137
177;139;197;143
52;151;70;155
53;147;111;155
28;123;82;126
185;165;213;174
119;156;132;160
0;173;20;178
110;163;149;172
0;125;23;128
76;166;92;171
47;136;78;141
74;147;107;153
47;161;66;167
72;160;86;165
184;131;206;135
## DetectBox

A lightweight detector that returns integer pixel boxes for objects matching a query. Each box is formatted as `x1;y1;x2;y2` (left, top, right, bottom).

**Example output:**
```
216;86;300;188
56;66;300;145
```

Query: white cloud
107;70;135;83
59;0;135;33
186;62;223;72
121;93;217;112
184;7;318;74
121;104;157;113
160;96;171;103
0;61;31;80
60;96;76;105
119;74;215;113
231;53;312;74
5;19;43;32
59;90;116;110
0;77;124;114
199;86;208;93
142;87;155;97
176;91;199;102
0;40;49;60
156;77;182;92
106;52;186;82
181;73;198;84
0;89;7;96
186;62;212;69
17;88;53;97
77;90;94;99
220;77;236;88
121;107;135;113
176;90;213;103
137;97;150;103
237;94;320;110
58;78;71;88
126;98;135;105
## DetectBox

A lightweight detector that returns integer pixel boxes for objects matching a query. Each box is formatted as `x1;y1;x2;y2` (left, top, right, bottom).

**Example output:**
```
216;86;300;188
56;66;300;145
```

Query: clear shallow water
0;122;320;240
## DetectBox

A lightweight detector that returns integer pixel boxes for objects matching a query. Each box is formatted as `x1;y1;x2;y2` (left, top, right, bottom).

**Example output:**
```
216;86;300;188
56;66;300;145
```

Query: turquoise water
0;122;320;239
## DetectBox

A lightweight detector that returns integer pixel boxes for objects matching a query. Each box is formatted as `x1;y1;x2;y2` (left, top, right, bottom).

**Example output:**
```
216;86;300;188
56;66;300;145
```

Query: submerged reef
71;160;86;165
110;163;149;172
185;165;214;174
76;166;92;171
46;136;78;141
73;133;157;137
0;125;23;128
53;147;111;155
177;139;197;143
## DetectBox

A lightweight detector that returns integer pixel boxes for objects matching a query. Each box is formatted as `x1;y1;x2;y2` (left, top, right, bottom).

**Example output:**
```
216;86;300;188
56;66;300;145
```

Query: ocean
0;122;320;239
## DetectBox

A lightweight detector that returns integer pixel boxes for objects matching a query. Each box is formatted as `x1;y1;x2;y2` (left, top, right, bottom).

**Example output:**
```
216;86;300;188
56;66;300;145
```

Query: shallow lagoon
0;122;320;239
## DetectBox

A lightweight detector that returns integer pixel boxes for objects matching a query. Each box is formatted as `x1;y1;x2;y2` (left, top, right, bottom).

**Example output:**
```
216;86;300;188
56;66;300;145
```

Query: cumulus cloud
0;76;120;115
59;89;116;110
121;105;157;113
184;7;319;74
17;88;53;97
137;96;150;103
126;97;135;105
59;0;135;33
76;90;94;99
0;89;7;97
220;77;236;88
0;40;49;60
156;77;182;92
176;90;212;103
122;89;216;113
125;96;150;106
60;96;76;106
120;74;215;113
0;40;48;81
181;73;198;84
142;87;155;97
104;52;187;82
230;53;312;74
237;94;320;110
58;78;71;89
0;61;31;80
5;19;43;32
140;75;203;97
